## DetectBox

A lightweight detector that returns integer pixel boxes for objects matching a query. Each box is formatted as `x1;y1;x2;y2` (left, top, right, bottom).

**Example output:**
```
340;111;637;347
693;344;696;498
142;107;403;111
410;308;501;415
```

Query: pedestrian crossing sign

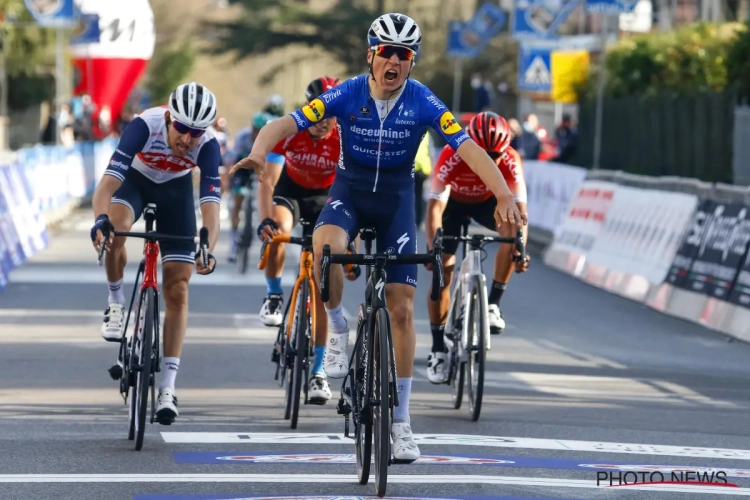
518;46;552;94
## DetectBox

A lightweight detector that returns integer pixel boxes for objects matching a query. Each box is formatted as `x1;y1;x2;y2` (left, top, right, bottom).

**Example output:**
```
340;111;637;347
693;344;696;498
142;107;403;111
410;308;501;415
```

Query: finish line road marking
159;432;750;460
0;474;746;494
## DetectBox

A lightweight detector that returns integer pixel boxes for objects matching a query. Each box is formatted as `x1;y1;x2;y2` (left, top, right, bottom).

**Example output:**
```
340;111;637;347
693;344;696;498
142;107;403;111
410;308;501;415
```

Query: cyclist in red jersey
255;76;354;404
424;111;530;384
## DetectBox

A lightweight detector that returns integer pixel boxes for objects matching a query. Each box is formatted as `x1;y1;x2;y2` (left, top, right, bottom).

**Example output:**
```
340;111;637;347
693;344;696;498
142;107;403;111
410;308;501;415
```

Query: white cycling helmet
168;82;218;129
368;13;422;53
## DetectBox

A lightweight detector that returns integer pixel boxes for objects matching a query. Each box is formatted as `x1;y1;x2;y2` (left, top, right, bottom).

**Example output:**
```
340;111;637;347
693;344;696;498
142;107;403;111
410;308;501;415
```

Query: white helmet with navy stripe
368;13;421;53
169;82;218;129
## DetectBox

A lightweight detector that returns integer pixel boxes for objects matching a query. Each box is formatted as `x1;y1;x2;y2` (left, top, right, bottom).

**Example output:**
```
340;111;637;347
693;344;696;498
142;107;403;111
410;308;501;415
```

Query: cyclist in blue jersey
91;82;221;425
231;13;526;462
223;112;274;262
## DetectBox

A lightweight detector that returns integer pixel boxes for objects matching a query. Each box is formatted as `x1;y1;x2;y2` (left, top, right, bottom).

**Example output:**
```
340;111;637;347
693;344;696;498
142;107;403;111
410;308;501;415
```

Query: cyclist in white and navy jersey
90;82;221;425
231;14;525;462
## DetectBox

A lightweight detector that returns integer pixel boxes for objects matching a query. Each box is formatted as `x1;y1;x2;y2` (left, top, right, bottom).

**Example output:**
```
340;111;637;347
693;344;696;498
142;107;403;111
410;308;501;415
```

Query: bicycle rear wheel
134;287;155;451
354;305;372;485
450;288;465;410
373;308;391;497
466;275;486;422
290;280;310;429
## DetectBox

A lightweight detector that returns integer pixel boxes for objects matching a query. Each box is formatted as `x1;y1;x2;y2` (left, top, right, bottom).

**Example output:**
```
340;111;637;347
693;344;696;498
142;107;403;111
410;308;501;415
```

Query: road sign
23;0;77;27
512;0;583;40
585;0;638;13
70;13;100;45
447;3;508;58
518;46;552;93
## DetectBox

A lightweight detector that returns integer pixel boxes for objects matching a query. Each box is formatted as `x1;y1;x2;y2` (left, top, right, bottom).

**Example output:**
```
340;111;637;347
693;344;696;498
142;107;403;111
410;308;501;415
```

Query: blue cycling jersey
289;74;470;194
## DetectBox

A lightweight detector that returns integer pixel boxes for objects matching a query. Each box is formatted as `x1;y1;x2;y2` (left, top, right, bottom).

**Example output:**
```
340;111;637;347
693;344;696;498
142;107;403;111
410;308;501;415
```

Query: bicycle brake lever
199;227;209;268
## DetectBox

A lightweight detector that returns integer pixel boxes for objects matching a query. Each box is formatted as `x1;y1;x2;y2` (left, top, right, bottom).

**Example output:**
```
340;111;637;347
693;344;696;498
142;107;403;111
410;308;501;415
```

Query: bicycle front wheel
466;275;486;422
373;307;391;497
354;305;372;485
290;280;310;429
134;287;155;451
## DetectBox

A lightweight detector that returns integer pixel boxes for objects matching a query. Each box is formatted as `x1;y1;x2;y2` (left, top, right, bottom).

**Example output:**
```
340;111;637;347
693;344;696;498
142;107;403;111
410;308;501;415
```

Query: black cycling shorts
441;196;497;256
273;168;330;227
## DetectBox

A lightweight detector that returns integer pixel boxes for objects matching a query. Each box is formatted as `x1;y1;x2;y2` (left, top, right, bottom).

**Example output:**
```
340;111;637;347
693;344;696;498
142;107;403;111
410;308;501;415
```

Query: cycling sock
159;357;180;391
266;277;283;295
230;228;238;243
312;345;326;375
393;377;412;423
325;304;348;331
488;281;507;307
430;323;446;352
107;279;125;305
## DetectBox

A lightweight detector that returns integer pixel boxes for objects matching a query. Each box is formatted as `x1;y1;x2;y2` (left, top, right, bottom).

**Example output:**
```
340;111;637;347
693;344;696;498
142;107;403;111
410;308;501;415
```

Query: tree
203;0;379;81
142;0;196;105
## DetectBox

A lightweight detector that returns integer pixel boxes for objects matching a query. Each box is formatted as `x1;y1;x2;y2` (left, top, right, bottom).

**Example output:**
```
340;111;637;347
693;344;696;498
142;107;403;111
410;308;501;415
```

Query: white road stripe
0;474;744;493
159;432;750;460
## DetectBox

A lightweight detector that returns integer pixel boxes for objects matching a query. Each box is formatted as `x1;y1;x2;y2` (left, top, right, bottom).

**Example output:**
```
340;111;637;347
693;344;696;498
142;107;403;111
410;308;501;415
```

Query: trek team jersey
266;127;340;190
104;106;222;206
289;75;470;193
430;145;526;204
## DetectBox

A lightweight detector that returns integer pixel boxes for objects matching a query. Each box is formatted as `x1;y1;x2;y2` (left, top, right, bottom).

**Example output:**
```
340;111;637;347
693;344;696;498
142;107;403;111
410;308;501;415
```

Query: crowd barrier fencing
0;139;117;292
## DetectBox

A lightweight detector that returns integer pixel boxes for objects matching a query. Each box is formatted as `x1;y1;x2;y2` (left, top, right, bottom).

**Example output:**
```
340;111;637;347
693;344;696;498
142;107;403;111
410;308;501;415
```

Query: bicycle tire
238;244;249;274
373;307;391;497
354;305;372;485
290;280;309;429
466;275;486;422
450;288;465;410
134;288;155;451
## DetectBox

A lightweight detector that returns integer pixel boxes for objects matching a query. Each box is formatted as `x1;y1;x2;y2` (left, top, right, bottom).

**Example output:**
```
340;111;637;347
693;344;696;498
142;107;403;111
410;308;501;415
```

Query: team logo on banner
439;111;461;135
303;99;326;123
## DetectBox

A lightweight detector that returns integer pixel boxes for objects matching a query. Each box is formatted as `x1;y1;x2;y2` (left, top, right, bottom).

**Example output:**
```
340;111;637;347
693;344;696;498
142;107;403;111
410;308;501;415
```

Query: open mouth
385;69;398;82
176;143;188;153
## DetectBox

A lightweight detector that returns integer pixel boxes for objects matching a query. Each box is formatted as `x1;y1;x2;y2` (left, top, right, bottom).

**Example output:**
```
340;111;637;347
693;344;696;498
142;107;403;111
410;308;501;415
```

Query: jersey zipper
373;116;385;193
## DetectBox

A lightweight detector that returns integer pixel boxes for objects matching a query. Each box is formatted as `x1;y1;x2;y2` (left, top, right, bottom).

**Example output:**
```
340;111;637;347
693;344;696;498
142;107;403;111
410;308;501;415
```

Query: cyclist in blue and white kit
223;112;274;262
91;82;221;425
231;14;526;461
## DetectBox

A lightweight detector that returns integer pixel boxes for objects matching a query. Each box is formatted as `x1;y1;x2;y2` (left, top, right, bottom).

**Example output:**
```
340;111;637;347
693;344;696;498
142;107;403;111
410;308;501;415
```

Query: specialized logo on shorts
439;111;461;135
303;98;326;123
330;200;343;210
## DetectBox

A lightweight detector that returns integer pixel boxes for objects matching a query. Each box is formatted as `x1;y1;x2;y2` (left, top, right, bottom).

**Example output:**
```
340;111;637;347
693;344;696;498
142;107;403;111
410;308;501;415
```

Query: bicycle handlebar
97;227;210;268
443;228;527;264
319;228;445;302
258;235;361;278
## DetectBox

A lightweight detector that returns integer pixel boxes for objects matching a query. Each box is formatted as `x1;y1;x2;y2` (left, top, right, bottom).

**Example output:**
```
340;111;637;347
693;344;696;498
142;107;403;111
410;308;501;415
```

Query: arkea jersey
430;145;524;204
104;106;222;205
266;128;340;190
289;74;470;193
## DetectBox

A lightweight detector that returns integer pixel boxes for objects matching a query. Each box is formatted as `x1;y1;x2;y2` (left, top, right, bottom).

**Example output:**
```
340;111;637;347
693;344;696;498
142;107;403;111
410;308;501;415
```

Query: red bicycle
98;203;210;451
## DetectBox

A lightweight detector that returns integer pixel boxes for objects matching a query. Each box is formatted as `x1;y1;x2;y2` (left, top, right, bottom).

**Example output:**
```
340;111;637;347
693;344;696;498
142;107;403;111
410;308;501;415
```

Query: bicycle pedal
391;457;418;465
336;397;352;415
108;364;123;381
271;350;280;363
490;326;503;335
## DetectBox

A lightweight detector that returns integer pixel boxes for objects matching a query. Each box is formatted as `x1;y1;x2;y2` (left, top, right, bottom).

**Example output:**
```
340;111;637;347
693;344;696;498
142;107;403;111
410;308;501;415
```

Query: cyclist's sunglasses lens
172;120;206;138
374;45;414;61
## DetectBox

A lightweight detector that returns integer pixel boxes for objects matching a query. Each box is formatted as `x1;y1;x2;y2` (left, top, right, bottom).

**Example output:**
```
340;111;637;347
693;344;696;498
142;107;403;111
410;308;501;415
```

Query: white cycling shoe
155;388;179;425
308;374;332;405
488;304;505;333
426;351;449;384
324;324;350;379
391;421;420;463
259;293;284;327
101;303;125;342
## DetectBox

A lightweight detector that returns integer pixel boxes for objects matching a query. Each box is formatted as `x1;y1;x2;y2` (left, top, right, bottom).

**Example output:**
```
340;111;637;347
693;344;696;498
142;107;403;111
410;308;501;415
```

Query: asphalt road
2;207;750;500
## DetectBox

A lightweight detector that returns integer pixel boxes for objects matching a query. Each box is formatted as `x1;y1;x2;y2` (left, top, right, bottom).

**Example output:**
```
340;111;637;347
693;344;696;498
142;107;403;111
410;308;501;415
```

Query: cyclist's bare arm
258;160;283;222
425;175;450;251
92;175;123;222
231;116;298;176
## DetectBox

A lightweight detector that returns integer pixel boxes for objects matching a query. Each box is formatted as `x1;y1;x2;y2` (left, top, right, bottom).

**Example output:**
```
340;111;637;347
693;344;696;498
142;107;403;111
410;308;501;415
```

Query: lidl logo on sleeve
303;98;326;123
439;111;462;135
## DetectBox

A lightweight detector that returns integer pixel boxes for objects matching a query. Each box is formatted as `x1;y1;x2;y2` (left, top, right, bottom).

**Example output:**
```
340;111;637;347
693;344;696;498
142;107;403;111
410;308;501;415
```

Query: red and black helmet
305;76;341;102
467;111;511;154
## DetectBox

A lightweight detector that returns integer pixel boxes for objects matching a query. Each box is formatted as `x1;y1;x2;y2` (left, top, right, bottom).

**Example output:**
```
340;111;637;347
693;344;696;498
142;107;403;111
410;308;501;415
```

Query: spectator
513;114;541;160
552;113;578;163
470;73;494;112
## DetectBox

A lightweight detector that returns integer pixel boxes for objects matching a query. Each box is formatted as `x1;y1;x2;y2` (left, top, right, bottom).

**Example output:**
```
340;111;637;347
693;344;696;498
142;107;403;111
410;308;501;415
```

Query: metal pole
55;26;63;145
592;15;609;171
452;57;463;114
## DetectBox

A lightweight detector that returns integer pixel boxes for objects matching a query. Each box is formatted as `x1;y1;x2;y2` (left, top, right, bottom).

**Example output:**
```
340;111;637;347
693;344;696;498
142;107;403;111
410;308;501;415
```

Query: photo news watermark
597;470;737;488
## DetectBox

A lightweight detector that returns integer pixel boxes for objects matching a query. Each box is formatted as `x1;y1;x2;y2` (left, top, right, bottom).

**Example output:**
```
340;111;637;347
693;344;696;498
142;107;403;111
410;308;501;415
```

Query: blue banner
586;0;638;13
70;13;101;45
512;0;583;40
447;3;508;58
23;0;76;27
